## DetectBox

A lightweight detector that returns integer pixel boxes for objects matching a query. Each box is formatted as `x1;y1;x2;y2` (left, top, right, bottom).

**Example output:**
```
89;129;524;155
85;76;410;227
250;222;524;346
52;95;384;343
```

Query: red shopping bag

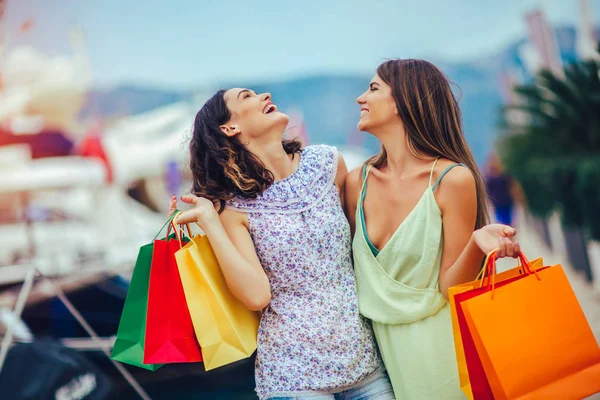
143;222;202;364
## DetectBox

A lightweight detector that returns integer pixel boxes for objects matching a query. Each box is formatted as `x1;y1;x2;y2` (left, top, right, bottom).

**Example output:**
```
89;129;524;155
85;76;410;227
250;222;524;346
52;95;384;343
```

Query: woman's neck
249;139;299;181
376;126;435;176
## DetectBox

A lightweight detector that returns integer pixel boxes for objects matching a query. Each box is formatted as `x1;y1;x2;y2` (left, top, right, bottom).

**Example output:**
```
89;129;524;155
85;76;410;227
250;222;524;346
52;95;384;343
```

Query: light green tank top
353;159;464;325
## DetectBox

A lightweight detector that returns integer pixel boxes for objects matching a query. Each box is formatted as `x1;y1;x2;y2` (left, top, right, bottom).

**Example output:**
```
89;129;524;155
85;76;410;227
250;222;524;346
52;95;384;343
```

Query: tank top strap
428;157;441;187
432;162;467;191
359;163;373;205
358;163;379;257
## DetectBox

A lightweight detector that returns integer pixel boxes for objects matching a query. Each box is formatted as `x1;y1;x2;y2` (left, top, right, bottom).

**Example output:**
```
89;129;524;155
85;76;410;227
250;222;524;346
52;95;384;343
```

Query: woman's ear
219;124;241;137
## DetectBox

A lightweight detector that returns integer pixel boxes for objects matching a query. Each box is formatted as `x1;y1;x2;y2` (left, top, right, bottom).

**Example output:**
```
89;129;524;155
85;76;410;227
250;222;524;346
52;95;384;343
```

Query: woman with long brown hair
170;89;393;399
345;59;520;399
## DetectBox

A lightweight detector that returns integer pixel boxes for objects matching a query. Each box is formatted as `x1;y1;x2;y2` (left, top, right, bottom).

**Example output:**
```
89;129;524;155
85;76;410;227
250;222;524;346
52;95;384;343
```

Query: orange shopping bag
462;251;600;400
449;257;544;399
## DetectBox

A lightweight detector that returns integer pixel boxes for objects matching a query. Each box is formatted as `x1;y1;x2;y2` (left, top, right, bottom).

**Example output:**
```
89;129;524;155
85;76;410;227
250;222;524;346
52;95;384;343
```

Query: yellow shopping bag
175;231;261;371
448;257;543;399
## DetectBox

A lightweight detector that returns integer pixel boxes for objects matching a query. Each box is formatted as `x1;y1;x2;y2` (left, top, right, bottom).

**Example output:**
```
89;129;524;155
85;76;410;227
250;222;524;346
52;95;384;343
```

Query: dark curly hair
189;89;302;212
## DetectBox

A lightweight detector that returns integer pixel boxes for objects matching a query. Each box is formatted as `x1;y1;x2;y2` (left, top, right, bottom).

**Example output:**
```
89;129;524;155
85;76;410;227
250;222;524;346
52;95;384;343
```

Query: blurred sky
4;0;600;88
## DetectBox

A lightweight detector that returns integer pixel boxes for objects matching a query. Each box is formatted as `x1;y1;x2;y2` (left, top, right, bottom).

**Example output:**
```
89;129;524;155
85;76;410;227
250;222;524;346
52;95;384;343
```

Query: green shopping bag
110;213;180;370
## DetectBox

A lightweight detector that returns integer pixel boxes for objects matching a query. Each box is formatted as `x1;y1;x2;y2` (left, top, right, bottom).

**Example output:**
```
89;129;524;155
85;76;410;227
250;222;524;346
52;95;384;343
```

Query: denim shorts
268;369;395;400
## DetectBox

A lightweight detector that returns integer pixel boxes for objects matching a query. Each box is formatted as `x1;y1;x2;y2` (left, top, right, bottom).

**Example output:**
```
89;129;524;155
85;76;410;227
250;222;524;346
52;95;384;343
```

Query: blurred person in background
485;152;518;226
170;89;393;400
345;59;520;399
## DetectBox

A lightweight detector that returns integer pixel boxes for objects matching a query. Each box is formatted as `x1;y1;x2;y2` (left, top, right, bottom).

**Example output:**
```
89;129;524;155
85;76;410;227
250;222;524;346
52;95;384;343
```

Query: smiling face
220;88;289;141
356;74;399;133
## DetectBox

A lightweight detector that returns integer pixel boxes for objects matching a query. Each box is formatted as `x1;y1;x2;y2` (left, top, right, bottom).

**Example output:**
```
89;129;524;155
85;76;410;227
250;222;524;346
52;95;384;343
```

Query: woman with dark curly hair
171;89;392;400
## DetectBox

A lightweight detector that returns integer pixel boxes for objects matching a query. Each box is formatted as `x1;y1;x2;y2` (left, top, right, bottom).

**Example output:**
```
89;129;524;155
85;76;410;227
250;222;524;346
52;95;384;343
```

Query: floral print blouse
226;145;381;399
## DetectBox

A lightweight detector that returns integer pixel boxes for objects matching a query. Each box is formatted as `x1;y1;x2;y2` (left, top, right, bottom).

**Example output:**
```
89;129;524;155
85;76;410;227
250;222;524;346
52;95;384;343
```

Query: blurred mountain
81;26;593;165
81;85;195;120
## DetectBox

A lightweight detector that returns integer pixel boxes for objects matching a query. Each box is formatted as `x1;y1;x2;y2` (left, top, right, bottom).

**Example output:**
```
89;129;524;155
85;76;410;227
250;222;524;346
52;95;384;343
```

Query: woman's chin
259;114;290;138
268;112;290;126
357;120;368;132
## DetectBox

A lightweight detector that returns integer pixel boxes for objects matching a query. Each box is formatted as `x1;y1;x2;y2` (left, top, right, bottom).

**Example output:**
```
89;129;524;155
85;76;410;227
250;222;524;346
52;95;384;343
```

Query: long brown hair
189;89;301;212
369;59;489;228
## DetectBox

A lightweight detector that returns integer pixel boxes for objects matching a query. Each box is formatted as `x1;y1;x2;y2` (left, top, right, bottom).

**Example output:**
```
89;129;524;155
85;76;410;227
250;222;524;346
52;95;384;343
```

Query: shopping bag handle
152;210;190;248
163;214;206;247
174;221;205;237
474;250;508;286
478;249;540;298
153;210;181;240
169;220;194;247
166;212;197;248
169;220;185;247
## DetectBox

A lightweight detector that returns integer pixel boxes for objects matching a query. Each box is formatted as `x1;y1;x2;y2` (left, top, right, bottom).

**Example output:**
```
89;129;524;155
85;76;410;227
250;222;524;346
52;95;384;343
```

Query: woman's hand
173;195;220;231
168;194;177;216
472;224;520;259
